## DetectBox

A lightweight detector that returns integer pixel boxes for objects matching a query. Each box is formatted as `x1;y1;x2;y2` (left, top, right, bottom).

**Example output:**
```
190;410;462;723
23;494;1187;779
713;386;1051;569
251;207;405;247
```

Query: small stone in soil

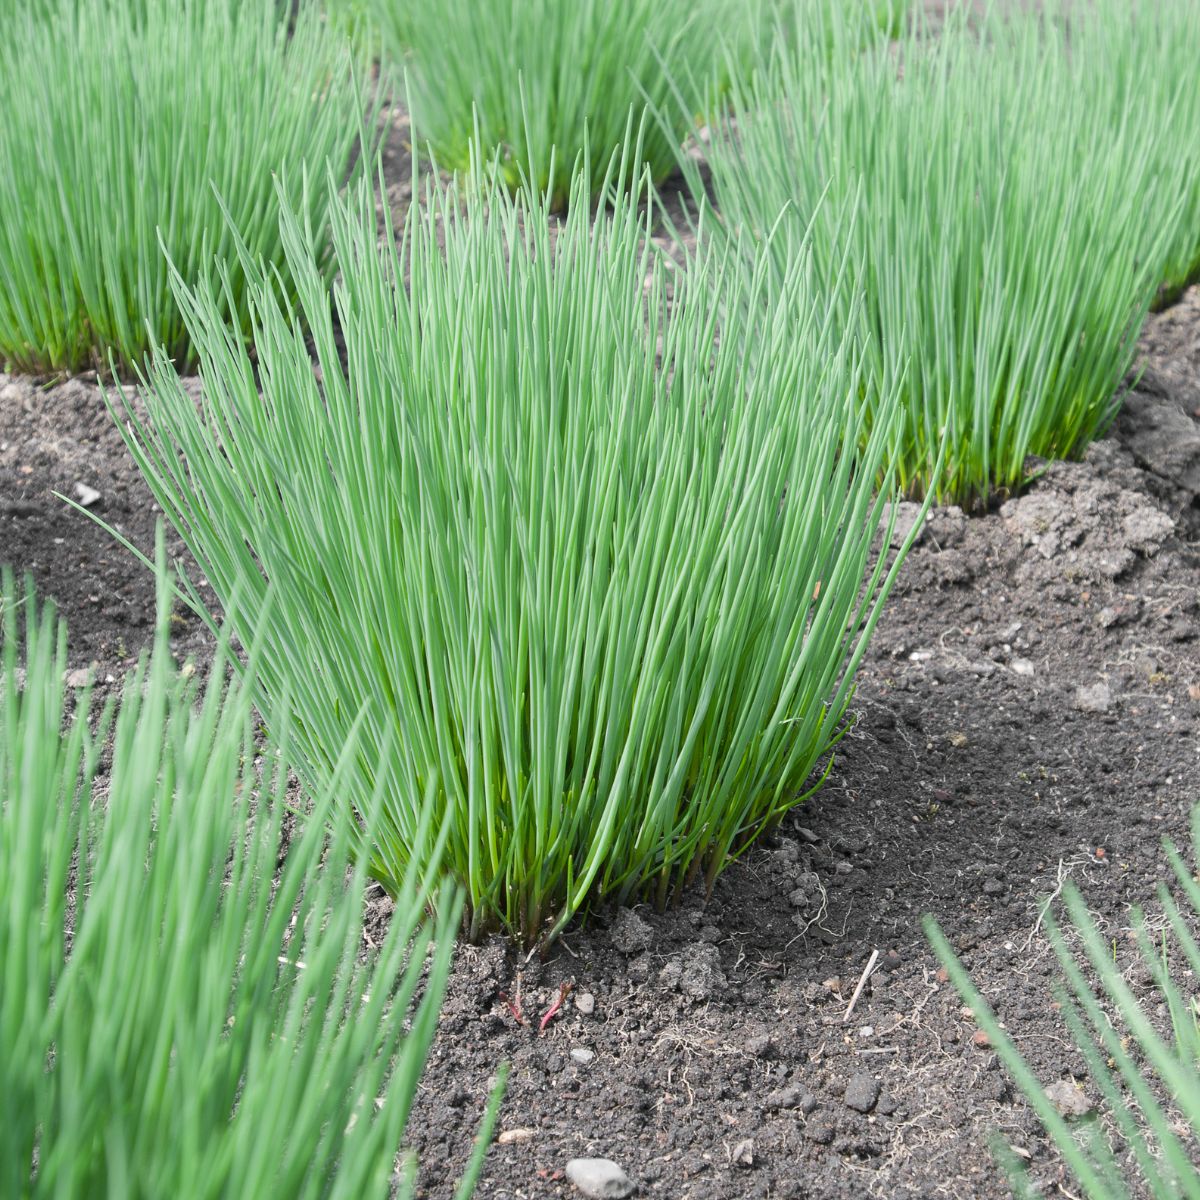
1075;682;1113;713
844;1073;880;1113
609;908;654;955
566;1158;635;1199
805;1116;836;1144
732;1138;754;1168
764;1084;808;1111
1045;1079;1095;1118
497;1127;536;1145
570;1048;595;1066
876;1093;899;1116
745;1033;777;1059
659;944;727;1000
72;482;101;508
574;991;596;1015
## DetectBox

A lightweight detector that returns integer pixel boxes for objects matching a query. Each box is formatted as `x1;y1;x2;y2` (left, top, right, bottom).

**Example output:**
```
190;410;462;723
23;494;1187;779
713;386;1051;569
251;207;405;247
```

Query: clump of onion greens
0;552;498;1199
370;0;753;207
116;151;918;948
927;803;1200;1199
682;2;1186;510
1073;0;1200;302
0;0;370;375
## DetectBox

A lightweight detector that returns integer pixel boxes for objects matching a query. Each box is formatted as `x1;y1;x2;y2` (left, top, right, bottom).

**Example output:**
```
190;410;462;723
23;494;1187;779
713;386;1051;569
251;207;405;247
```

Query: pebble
843;1073;880;1113
1045;1079;1094;1118
574;991;596;1015
1075;682;1112;714
796;826;820;844
732;1138;755;1167
745;1033;777;1059
609;909;654;955
565;1158;635;1199
1010;658;1035;677
659;943;727;1000
763;1083;812;1111
497;1128;536;1145
570;1048;595;1066
982;878;1005;896
72;482;101;508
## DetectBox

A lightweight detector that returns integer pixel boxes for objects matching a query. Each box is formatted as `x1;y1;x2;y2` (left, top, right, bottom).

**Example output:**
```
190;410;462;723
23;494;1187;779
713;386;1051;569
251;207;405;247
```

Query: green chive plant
0;557;498;1199
0;0;369;375
682;3;1187;510
927;807;1200;1199
371;0;754;207
1076;0;1200;300
116;152;919;948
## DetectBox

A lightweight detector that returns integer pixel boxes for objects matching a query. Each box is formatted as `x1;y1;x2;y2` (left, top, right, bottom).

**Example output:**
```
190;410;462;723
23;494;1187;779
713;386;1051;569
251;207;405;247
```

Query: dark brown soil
2;121;1199;1200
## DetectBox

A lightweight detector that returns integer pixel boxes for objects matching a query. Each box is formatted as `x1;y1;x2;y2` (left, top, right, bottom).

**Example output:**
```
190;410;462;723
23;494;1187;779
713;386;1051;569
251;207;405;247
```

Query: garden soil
3;128;1200;1200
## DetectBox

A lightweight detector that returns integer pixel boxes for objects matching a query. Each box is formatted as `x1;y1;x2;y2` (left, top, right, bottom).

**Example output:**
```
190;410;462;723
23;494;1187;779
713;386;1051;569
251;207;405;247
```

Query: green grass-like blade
0;549;481;1198
118;149;914;947
0;0;371;375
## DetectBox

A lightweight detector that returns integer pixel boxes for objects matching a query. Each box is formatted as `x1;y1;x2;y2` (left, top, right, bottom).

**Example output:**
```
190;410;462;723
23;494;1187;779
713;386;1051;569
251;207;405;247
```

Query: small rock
64;668;92;688
659;944;727;1000
566;1158;635;1199
609;909;654;955
745;1033;777;1059
876;1093;899;1116
731;1138;755;1168
1010;658;1035;677
570;1048;595;1066
497;1128;536;1145
763;1084;805;1111
884;500;926;549
1122;508;1174;556
972;1029;991;1048
72;482;101;508
1075;682;1112;714
843;1073;880;1114
805;1116;836;1144
983;878;1005;897
574;992;596;1015
0;499;39;517
1045;1079;1094;1119
796;826;820;844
